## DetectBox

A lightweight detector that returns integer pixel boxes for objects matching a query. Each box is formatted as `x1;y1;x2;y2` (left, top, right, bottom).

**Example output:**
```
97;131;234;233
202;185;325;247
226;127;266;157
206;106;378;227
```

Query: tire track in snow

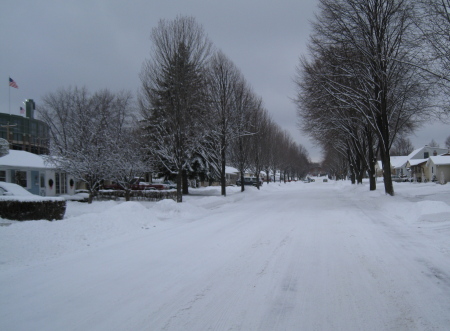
342;189;450;330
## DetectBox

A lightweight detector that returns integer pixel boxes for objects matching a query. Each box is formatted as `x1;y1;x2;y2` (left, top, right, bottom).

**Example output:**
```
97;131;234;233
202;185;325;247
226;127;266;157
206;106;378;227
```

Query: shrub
0;199;66;221
96;189;177;201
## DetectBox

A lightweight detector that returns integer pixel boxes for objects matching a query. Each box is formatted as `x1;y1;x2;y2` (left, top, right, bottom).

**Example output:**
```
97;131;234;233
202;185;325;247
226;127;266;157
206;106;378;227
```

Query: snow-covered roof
407;147;423;159
408;146;449;159
377;157;408;169
390;156;409;169
0;150;51;169
225;166;239;174
427;155;450;166
407;158;427;167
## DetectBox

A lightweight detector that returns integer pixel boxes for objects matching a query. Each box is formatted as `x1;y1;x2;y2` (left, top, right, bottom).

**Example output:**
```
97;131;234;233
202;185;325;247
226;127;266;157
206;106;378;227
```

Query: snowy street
1;181;450;330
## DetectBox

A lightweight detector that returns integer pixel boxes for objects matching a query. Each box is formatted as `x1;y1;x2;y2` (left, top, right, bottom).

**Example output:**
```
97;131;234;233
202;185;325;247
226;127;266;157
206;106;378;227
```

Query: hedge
0;199;66;221
97;189;177;201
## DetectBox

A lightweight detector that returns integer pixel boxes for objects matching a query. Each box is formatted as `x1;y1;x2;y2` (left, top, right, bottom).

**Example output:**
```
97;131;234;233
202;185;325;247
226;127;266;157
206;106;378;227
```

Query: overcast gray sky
1;0;448;162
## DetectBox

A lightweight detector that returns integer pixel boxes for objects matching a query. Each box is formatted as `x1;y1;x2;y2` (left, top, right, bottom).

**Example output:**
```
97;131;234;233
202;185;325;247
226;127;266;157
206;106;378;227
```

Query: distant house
377;145;449;178
406;159;428;182
0;150;76;197
426;155;450;184
225;166;240;185
196;166;240;187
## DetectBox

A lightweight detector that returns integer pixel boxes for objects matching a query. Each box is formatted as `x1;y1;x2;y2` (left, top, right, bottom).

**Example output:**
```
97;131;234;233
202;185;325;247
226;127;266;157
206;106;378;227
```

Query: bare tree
39;87;134;203
321;145;349;180
139;16;213;202
415;0;450;114
229;81;258;192
0;138;9;157
296;0;430;195
261;119;279;184
428;138;440;147
295;51;379;188
205;50;243;196
247;100;268;189
107;126;153;201
390;136;414;155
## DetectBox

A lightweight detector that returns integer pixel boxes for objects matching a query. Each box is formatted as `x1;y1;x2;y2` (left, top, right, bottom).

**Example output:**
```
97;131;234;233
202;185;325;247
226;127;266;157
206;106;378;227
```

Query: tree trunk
356;154;363;184
377;114;394;196
380;148;394;196
347;148;356;185
367;131;376;191
88;191;94;204
209;165;213;186
221;147;226;196
176;171;182;203
182;169;189;195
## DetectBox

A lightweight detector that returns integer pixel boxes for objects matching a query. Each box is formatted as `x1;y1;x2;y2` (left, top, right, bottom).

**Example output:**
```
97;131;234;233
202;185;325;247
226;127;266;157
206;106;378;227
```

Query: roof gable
406;158;427;167
427;155;450;166
408;146;449;159
0;150;50;169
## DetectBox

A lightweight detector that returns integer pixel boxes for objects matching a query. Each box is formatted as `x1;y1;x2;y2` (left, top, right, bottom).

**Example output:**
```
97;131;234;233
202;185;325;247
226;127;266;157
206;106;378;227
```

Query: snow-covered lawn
1;180;450;330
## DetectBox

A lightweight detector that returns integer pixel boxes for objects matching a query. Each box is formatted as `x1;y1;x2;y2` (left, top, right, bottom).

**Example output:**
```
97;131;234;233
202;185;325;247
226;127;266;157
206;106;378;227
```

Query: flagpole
9;76;11;115
4;77;18;146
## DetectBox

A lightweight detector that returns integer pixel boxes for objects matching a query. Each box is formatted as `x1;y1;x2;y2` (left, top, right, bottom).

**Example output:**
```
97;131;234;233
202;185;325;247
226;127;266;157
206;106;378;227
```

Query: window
424;152;429;158
55;172;67;194
40;173;45;188
15;171;27;188
13;133;23;142
61;173;67;194
31;122;37;136
55;173;60;194
0;170;5;182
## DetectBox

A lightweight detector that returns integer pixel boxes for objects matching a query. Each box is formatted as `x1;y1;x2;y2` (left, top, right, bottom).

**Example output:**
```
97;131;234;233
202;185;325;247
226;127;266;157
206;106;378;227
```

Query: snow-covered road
1;181;450;330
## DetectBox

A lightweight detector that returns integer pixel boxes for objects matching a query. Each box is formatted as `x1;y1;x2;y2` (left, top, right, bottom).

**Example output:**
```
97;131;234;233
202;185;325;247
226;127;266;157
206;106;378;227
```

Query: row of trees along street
295;0;450;196
39;16;310;203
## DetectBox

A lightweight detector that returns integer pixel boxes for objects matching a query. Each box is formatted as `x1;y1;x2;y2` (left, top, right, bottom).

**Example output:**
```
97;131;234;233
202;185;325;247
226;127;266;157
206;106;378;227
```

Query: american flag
20;107;25;114
9;77;18;89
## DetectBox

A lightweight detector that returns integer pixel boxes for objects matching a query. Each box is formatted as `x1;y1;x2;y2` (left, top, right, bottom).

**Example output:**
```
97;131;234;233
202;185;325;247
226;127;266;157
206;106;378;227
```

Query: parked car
132;178;173;190
102;178;169;191
0;182;34;197
236;177;263;186
391;175;411;183
162;180;177;189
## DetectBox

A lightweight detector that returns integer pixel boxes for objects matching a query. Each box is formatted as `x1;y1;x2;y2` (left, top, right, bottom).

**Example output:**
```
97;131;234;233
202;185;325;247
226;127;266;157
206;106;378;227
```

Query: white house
225;166;240;185
426;155;450;184
377;145;449;178
0;150;76;197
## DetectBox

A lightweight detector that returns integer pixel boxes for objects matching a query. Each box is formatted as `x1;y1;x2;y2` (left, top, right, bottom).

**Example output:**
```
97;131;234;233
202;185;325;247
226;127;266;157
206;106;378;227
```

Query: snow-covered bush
0;199;66;221
0;138;9;157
